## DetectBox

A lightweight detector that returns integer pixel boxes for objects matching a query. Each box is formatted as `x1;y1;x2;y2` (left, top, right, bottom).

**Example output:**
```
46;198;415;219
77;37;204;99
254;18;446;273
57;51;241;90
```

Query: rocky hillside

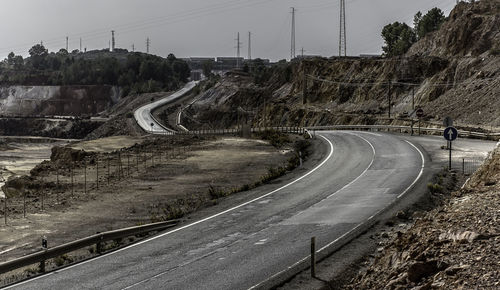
184;0;499;131
0;85;120;117
346;142;500;289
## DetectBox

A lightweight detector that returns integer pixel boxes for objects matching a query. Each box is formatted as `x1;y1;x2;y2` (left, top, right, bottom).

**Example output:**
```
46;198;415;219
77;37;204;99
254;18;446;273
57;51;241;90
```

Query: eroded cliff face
0;85;121;117
407;0;500;57
184;1;499;130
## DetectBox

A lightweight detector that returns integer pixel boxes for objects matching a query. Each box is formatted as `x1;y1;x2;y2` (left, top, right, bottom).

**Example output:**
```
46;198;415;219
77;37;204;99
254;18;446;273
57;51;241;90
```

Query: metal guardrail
305;125;500;139
0;220;178;274
173;127;306;136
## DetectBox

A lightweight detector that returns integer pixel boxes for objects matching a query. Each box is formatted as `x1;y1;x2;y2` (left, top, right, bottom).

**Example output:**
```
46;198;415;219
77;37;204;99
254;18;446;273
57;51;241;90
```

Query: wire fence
0;145;190;225
453;156;484;176
1;126;307;225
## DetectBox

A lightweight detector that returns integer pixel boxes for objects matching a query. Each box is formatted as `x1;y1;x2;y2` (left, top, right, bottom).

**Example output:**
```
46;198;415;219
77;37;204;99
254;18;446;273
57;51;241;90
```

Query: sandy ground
0;135;293;266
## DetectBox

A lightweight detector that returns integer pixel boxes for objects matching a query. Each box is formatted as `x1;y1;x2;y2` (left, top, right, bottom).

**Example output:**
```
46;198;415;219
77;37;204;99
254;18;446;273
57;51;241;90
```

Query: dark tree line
0;44;190;95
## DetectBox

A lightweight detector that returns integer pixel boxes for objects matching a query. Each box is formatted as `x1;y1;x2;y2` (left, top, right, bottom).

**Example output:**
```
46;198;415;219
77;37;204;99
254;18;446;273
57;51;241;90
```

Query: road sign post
444;127;458;170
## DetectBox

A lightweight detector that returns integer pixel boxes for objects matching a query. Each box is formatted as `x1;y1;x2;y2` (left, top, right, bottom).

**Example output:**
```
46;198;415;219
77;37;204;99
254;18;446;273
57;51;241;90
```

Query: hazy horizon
0;0;457;61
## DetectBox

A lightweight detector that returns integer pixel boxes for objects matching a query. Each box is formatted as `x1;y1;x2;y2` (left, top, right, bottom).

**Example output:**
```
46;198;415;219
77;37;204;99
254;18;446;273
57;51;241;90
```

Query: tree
202;60;214;77
381;22;417;56
13;55;24;69
7;52;15;65
28;44;48;69
57;48;69;56
414;8;445;39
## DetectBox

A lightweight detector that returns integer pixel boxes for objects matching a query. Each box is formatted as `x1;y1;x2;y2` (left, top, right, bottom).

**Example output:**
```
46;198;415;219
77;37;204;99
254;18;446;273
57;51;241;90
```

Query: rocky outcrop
0;85;121;117
407;0;500;57
347;144;500;289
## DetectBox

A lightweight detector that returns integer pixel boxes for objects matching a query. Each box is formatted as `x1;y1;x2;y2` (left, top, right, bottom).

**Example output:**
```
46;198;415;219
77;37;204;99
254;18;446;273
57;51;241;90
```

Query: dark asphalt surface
8;131;426;290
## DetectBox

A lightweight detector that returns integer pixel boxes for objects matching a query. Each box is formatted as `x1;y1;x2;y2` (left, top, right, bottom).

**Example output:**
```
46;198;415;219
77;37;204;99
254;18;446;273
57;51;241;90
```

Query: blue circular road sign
444;127;458;141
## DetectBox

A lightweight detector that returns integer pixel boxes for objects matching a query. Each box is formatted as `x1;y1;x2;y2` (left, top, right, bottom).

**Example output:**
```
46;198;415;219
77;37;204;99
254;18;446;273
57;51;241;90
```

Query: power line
307;74;497;87
0;0;275;56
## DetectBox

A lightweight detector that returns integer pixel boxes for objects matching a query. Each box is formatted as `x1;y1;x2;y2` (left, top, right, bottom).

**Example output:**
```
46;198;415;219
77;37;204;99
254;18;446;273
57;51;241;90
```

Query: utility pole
111;30;115;52
291;7;296;60
339;0;347;57
66;36;69;51
303;65;307;104
235;32;242;68
132;44;135;52
248;31;252;60
301;47;305;58
146;37;150;54
388;82;392;119
79;38;82;52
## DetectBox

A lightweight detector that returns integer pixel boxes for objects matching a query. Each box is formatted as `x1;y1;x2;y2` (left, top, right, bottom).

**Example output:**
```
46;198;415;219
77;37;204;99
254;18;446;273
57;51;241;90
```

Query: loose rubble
347;143;500;289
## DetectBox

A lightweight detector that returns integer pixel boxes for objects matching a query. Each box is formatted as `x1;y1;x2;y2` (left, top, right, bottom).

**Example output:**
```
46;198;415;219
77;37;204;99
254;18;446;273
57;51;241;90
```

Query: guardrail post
40;236;47;273
107;158;110;185
96;158;99;190
96;233;103;254
84;159;87;194
4;197;7;225
71;163;74;197
311;237;316;278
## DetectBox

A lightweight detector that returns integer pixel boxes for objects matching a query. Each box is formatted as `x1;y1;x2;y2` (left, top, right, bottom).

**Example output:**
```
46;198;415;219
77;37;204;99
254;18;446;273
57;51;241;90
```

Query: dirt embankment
84;90;178;140
346;143;500;289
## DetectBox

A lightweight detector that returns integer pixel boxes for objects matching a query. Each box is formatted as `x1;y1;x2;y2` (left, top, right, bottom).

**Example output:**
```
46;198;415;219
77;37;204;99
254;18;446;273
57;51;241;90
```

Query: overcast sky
0;0;457;61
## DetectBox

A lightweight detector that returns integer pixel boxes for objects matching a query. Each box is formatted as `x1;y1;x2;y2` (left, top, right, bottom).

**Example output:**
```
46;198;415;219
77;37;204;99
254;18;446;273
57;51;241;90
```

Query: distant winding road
133;81;197;134
9;131;427;290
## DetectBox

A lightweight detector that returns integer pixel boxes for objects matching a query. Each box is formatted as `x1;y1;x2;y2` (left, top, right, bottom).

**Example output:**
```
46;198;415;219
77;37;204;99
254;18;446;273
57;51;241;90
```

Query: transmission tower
291;7;296;60
66;36;69;51
235;32;242;68
111;30;115;52
339;0;346;57
146;37;150;54
248;31;252;60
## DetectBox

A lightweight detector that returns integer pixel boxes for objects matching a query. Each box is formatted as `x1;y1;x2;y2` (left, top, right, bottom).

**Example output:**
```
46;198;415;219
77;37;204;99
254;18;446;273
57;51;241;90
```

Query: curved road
9;131;425;290
134;81;197;134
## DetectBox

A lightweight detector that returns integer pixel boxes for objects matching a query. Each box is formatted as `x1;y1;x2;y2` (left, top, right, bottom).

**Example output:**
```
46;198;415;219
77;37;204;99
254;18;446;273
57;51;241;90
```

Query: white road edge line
6;135;335;289
248;135;425;290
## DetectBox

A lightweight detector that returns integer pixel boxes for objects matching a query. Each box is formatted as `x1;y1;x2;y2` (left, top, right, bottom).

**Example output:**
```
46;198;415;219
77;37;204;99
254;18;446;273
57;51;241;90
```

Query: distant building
183;57;216;70
359;54;381;58
190;70;202;81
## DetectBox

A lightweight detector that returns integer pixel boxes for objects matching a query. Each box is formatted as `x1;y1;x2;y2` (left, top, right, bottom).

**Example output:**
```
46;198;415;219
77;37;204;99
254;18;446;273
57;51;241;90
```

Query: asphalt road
133;81;197;134
7;131;431;290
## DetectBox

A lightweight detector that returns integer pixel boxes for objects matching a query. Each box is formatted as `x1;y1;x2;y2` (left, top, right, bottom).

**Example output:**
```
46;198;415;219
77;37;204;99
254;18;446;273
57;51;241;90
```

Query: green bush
427;182;444;194
54;254;73;267
258;130;290;148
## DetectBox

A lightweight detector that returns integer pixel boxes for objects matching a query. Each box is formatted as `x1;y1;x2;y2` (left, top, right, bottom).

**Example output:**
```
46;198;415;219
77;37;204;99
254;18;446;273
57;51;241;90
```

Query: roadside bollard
96;233;103;254
311;236;316;278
